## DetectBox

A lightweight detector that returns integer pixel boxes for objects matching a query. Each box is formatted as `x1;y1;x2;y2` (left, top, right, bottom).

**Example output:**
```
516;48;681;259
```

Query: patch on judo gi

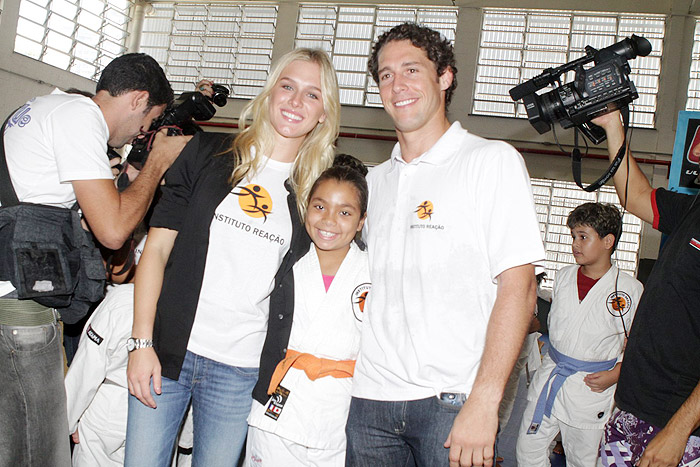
690;238;700;251
265;385;290;421
351;283;371;322
86;325;103;345
606;291;632;317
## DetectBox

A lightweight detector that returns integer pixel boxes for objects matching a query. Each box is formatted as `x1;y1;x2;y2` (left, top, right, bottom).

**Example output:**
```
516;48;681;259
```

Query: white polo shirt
352;121;546;401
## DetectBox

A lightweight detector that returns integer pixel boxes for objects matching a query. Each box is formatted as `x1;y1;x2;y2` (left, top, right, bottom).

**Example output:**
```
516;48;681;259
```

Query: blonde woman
124;48;340;467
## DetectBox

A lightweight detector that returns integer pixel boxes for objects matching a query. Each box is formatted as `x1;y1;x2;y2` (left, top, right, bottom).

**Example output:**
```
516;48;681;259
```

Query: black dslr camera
127;84;230;169
509;35;651;144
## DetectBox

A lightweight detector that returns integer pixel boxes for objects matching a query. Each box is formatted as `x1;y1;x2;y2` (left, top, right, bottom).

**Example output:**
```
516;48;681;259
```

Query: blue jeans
124;350;258;467
0;321;71;467
345;396;462;467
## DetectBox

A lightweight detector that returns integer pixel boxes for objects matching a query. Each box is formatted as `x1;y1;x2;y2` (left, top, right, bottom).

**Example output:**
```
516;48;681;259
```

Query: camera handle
571;106;629;192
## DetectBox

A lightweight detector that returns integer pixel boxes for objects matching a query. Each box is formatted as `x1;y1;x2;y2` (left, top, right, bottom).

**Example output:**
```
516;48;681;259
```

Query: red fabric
577;268;600;301
651;188;660;230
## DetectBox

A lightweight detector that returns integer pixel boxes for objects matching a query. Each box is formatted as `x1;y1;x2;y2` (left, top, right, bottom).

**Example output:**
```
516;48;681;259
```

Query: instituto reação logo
351;283;371;322
415;200;434;220
234;184;273;221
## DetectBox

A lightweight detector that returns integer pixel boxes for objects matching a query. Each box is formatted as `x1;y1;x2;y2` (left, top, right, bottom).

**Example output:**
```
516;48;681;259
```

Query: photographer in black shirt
595;111;700;467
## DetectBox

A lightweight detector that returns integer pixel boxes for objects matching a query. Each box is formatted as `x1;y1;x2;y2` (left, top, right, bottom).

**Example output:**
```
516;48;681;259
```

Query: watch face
127;338;135;351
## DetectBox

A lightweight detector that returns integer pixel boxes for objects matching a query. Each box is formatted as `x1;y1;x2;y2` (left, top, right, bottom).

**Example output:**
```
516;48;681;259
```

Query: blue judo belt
527;344;616;434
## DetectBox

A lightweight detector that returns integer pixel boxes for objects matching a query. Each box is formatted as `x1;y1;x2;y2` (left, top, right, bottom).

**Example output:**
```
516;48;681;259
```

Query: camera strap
571;106;629;192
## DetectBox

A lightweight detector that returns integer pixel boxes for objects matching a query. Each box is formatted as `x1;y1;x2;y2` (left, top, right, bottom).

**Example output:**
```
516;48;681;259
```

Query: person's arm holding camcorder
73;130;190;250
593;111;654;224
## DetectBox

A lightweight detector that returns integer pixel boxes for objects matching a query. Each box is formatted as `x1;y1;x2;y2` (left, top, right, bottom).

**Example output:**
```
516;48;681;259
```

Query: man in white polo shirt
345;23;546;467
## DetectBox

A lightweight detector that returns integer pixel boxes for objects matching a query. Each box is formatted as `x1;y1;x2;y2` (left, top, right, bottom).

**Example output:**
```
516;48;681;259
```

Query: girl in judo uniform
245;155;370;466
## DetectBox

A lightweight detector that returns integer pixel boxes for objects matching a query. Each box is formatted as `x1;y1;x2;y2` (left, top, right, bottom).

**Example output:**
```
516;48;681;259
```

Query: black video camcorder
509;35;651;144
127;83;230;169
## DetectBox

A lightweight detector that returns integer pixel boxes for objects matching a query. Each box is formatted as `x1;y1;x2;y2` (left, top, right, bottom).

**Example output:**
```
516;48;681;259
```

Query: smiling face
376;40;452;139
570;224;614;268
305;179;366;257
268;59;327;149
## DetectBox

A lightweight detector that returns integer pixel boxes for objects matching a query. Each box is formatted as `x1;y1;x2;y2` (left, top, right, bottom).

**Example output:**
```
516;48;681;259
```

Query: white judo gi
65;284;134;467
247;243;370;466
516;264;643;467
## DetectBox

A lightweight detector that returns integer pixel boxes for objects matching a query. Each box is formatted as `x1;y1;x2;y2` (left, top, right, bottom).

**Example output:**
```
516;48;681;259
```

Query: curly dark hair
567;203;622;251
368;22;457;109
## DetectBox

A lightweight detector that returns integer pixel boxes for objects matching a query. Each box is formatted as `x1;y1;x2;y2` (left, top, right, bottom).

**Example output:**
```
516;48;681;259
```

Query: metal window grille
295;3;458;106
14;0;132;80
532;178;642;289
686;20;700;110
139;2;277;97
475;8;665;129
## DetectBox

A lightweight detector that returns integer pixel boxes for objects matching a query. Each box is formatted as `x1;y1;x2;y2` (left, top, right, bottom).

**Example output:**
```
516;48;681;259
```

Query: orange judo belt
267;349;356;395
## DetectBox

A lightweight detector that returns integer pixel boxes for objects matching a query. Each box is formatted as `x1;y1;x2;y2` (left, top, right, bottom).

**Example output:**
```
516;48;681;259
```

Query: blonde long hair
228;48;340;217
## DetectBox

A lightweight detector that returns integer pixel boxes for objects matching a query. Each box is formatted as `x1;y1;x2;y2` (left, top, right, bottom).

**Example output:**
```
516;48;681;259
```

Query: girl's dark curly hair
308;154;368;216
368;22;458;109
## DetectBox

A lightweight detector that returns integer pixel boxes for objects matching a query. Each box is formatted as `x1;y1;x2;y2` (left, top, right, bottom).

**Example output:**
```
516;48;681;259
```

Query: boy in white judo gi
65;283;134;466
65;235;195;466
64;236;147;466
516;203;643;467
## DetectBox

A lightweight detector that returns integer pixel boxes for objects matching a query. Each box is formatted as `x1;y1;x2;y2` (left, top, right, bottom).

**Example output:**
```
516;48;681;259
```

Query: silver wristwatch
126;337;153;352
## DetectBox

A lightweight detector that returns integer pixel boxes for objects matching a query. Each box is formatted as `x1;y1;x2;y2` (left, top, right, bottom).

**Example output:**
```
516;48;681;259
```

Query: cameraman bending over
0;53;189;467
595;111;700;467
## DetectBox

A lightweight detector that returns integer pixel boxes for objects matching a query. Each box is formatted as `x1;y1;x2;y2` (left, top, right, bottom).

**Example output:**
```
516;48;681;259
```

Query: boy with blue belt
516;203;643;466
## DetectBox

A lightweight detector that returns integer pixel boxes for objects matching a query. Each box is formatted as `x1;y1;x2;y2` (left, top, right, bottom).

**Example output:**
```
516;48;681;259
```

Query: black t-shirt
615;188;700;436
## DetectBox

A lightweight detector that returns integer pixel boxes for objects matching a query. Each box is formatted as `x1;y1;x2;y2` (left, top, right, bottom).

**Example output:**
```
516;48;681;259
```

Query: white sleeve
48;99;113;183
64;298;119;432
474;142;545;280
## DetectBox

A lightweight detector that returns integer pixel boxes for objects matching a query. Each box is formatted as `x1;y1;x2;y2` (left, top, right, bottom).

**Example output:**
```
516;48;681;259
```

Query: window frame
474;8;665;129
138;1;278;98
295;3;459;107
13;0;133;81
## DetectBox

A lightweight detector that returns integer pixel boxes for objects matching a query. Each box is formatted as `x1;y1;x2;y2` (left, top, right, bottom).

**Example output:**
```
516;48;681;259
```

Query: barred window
139;2;277;97
14;0;132;80
532;179;642;288
686;19;700;110
475;8;665;129
295;3;458;107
